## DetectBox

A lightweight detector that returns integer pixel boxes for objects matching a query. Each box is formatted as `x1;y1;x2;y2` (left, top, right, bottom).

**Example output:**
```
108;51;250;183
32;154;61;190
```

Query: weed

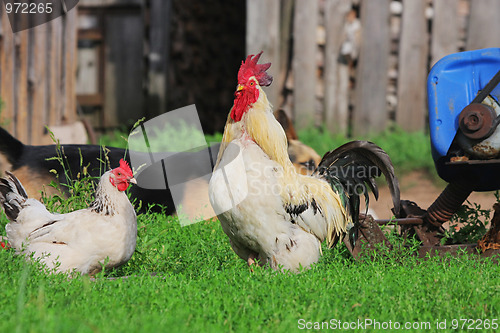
39;130;111;213
441;203;490;245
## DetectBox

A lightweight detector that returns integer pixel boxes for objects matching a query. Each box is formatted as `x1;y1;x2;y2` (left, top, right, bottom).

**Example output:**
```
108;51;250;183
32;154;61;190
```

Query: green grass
1;126;497;331
1;211;499;332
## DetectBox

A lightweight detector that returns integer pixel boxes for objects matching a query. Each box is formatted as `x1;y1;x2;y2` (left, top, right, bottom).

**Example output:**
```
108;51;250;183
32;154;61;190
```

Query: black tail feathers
313;141;400;225
0;171;28;221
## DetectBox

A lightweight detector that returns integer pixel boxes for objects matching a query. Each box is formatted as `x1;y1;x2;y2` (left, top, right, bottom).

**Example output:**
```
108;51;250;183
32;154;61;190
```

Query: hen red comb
118;159;133;177
237;51;273;87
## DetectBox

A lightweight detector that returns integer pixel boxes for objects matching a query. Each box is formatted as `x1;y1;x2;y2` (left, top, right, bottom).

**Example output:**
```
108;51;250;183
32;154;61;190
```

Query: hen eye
117;172;122;176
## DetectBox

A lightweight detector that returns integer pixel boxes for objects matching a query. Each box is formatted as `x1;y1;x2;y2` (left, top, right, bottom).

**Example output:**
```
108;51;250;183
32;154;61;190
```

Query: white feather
3;171;137;275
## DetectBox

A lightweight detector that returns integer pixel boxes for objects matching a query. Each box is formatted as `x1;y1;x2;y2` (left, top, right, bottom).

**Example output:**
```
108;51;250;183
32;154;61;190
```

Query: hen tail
0;171;28;221
313;141;400;226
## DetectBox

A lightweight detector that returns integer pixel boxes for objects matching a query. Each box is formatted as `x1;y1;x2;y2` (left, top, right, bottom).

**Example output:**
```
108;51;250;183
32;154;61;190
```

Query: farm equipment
346;48;500;259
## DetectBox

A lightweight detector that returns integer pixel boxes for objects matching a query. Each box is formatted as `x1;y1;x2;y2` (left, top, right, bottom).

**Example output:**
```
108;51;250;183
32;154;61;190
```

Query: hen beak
129;177;137;185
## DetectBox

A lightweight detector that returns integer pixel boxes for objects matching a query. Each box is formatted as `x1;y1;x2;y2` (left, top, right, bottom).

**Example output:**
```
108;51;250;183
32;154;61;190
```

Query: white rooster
209;52;400;272
0;159;137;275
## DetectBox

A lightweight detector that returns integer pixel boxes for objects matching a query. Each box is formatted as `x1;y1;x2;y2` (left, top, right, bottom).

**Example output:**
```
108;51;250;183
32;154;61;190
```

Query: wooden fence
0;7;78;145
248;0;500;136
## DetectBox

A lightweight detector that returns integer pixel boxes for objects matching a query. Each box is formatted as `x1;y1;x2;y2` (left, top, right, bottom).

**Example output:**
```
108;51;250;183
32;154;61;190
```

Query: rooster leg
247;252;258;269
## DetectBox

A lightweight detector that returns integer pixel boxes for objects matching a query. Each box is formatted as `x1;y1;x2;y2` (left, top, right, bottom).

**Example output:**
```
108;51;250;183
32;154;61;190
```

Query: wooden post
62;8;77;124
278;0;293;109
323;0;351;136
30;24;47;144
48;18;63;128
293;0;318;130
396;0;428;132
0;9;3;102
15;29;29;143
430;0;459;66
147;0;171;118
466;0;500;50
353;0;390;136
246;0;280;109
104;13;144;128
0;10;15;132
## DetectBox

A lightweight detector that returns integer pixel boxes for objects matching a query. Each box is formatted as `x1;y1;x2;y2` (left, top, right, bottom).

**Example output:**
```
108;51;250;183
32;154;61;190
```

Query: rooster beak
236;85;244;92
129;177;137;185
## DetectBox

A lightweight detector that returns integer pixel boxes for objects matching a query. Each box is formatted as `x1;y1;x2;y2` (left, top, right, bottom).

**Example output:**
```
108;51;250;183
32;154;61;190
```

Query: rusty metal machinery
345;49;500;258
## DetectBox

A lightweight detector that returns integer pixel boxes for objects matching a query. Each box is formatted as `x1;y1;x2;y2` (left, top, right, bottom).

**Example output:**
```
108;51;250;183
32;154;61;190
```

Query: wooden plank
14;28;29;143
0;10;15;133
47;17;63;127
77;94;103;106
396;0;428;132
292;0;319;129
104;13;144;128
278;0;293;110
76;47;99;95
63;8;78;124
0;8;3;101
78;29;103;41
352;0;390;136
431;0;459;66
246;0;281;109
146;0;171;118
466;0;500;50
323;0;352;136
31;24;47;145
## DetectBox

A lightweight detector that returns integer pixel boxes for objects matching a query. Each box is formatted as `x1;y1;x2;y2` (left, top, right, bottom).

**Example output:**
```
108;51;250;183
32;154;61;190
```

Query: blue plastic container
427;48;500;191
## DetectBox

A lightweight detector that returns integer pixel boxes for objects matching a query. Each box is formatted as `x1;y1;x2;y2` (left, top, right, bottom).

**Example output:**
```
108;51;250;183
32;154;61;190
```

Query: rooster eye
249;81;255;86
117;172;122;176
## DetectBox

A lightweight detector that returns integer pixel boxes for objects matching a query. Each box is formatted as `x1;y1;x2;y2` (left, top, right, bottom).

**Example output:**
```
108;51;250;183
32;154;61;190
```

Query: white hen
0;159;137;275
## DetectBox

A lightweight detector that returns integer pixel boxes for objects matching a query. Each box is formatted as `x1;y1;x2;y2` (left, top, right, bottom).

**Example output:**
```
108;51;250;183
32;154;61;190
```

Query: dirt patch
369;171;497;220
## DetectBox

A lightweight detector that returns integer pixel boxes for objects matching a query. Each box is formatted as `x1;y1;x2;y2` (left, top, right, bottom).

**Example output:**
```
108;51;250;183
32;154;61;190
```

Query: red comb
237;51;273;87
118;159;133;177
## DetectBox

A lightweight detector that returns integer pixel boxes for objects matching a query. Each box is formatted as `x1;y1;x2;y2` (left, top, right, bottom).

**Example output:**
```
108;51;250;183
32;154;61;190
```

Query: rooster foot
247;252;258;272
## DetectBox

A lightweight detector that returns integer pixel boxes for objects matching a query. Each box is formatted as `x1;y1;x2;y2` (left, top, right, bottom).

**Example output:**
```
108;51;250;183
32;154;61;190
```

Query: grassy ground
0;127;498;332
1;212;499;332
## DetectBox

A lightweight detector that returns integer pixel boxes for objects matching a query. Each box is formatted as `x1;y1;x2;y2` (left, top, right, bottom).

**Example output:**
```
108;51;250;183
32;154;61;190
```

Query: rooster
0;159;137;275
208;52;400;271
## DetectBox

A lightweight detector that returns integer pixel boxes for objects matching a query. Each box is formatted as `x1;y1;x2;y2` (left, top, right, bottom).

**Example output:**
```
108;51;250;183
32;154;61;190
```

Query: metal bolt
459;103;496;140
463;111;483;131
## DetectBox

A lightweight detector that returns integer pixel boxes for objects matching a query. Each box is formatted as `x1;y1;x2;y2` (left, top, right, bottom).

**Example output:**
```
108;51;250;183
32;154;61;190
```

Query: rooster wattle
209;52;400;272
0;159;137;275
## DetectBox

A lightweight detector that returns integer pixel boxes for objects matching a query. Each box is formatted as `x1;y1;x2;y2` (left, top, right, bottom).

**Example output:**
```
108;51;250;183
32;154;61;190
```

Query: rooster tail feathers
314;141;400;223
0;171;28;221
